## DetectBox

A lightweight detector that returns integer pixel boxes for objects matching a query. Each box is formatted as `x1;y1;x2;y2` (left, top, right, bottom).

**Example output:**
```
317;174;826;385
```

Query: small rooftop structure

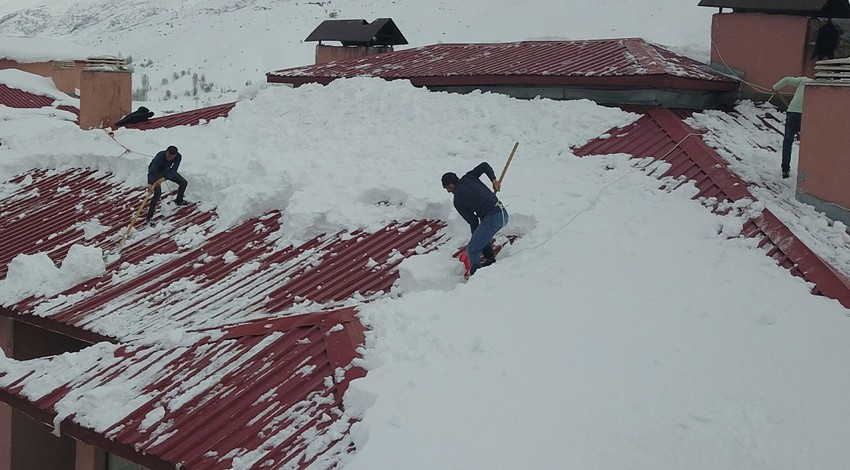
698;0;850;17
305;18;408;46
268;39;739;108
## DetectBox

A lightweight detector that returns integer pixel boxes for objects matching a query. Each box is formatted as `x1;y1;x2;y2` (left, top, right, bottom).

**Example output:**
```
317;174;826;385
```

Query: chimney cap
84;55;128;71
305;18;408;46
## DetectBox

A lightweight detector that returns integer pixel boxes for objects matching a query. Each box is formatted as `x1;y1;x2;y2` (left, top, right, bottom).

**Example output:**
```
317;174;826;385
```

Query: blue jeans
146;173;187;220
467;205;509;275
782;112;802;173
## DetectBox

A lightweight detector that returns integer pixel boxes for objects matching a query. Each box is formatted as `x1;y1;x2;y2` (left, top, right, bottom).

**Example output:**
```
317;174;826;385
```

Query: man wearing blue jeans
772;76;812;179
146;145;189;225
442;162;509;276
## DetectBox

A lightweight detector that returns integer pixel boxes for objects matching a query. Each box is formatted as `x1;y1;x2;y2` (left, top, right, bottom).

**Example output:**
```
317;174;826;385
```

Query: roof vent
815;56;850;79
52;60;76;69
84;55;128;71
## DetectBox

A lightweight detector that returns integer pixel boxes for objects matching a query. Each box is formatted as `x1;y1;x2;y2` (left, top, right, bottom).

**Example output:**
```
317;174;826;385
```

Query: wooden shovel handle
498;142;519;185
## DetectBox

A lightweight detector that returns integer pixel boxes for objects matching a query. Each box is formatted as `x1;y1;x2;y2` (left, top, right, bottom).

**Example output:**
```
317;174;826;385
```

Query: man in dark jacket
442;162;509;275
146;145;188;225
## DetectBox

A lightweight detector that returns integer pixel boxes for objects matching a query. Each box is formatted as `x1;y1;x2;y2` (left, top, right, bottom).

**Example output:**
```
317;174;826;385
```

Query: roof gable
573;107;850;308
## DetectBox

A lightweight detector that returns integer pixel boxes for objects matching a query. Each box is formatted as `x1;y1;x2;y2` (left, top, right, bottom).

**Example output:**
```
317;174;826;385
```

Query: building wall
11;412;76;470
315;44;392;64
709;13;816;98
0;318;10;470
0;60;53;81
0;59;86;95
76;442;106;470
796;82;850;226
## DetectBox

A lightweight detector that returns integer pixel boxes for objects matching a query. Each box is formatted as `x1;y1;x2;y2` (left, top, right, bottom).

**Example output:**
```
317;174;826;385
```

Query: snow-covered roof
0;69;79;118
0;35;105;63
573;107;850;307
267;38;738;90
0;308;366;469
120;101;236;130
0;168;446;342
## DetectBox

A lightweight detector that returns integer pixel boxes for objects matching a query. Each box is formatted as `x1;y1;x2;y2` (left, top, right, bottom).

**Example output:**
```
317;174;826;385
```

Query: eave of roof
573;107;850;308
0;308;366;470
267;39;738;92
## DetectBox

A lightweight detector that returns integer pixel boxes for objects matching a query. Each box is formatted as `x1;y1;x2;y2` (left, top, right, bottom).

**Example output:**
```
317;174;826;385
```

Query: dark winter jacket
453;162;501;233
812;21;842;60
147;150;182;184
115;107;154;127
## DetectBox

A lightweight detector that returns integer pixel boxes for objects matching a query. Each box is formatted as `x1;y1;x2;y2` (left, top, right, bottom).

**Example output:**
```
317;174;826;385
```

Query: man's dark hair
441;172;458;188
166;145;178;155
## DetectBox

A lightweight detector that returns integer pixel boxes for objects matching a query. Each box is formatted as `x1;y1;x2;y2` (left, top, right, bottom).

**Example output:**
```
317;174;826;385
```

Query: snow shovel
497;142;519;187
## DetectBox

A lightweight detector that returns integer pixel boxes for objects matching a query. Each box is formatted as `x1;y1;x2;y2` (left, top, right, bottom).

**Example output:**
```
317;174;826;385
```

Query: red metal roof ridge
574;106;850;309
623;39;673;76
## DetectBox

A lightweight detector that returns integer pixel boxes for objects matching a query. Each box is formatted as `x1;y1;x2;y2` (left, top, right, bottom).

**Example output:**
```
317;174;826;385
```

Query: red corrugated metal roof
0;308;366;470
573;107;850;308
0;83;54;108
0;83;80;118
1;168;447;342
0;81;228;129
121;102;236;130
267;39;738;91
0;167;447;469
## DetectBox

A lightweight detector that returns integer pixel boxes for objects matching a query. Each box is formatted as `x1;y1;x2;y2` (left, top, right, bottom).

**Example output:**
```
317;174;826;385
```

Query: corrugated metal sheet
573;107;850;308
267;39;738;91
1;168;447;341
0;169;213;281
0;308;366;470
122;101;236;130
0;83;54;108
0;81;226;128
0;166;448;469
305;18;408;45
0;83;80;119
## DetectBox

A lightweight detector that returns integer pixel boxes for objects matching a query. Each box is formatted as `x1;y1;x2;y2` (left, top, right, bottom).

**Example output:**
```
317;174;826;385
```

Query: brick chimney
78;56;131;130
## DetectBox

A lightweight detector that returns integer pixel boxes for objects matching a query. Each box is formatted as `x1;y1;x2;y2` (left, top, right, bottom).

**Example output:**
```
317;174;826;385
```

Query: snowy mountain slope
0;0;714;105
